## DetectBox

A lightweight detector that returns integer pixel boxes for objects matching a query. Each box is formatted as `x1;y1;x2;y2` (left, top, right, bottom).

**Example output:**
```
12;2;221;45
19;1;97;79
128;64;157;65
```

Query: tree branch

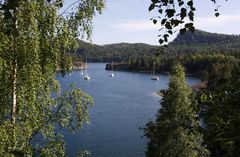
28;101;65;143
59;0;79;16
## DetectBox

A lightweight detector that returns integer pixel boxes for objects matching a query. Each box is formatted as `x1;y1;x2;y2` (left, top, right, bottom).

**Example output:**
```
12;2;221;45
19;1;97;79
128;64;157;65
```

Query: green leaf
166;9;175;18
179;1;184;6
188;11;194;21
173;19;181;26
187;0;193;7
159;39;164;44
161;19;167;25
153;19;157;24
165;22;172;29
149;4;155;11
180;8;187;20
168;30;173;35
159;9;163;14
191;7;196;11
164;34;169;42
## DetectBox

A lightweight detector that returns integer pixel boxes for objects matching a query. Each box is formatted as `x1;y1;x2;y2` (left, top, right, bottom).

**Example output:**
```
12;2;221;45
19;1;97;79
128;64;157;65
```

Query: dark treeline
75;30;240;62
106;54;239;79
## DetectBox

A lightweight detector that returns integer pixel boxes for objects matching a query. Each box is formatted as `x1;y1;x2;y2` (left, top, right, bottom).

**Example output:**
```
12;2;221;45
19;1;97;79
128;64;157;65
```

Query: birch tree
0;0;104;156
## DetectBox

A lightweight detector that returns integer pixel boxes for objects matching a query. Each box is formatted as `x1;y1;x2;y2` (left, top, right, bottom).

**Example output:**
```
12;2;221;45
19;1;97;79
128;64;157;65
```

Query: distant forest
73;30;240;81
74;30;240;62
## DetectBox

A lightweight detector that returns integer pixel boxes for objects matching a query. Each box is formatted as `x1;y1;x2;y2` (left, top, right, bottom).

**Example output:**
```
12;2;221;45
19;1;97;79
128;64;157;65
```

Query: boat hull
151;76;159;80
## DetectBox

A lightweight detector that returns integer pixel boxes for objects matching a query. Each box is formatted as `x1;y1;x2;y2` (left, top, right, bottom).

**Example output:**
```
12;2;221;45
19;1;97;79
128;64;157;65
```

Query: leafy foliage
0;0;104;156
200;65;240;157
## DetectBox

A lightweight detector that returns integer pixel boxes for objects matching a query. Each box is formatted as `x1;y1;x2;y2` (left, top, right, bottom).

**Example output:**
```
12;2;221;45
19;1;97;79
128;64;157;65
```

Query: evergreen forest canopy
77;30;240;82
76;30;240;62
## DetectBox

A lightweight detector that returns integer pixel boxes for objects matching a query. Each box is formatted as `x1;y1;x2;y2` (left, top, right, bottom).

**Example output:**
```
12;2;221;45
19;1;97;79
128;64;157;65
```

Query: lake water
56;63;200;157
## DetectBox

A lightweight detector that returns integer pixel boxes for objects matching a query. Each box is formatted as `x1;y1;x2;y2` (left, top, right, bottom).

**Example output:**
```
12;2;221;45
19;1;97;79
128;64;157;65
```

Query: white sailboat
80;69;83;75
110;73;114;77
84;74;90;80
110;62;114;77
151;62;159;81
83;60;90;80
151;76;159;80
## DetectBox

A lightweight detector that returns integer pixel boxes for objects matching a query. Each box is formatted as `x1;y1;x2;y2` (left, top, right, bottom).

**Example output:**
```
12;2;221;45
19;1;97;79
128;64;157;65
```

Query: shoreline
105;68;201;77
105;63;201;76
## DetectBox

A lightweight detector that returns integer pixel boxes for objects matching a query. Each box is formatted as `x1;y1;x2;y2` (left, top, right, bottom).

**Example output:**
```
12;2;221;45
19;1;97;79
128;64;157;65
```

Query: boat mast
153;62;155;76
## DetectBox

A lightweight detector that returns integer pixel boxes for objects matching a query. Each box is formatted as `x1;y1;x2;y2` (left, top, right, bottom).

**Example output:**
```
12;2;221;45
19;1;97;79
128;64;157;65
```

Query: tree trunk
11;8;17;124
11;60;17;124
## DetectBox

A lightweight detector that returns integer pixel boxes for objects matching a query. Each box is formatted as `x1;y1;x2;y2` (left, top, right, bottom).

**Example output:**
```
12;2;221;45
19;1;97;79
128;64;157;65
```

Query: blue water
56;63;200;157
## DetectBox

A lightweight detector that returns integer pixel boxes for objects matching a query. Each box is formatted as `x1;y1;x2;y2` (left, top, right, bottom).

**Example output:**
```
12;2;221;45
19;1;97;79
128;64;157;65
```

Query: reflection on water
56;63;200;157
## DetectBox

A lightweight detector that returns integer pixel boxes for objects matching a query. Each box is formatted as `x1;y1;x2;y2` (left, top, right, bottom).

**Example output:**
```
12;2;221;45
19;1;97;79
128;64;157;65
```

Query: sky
66;0;240;45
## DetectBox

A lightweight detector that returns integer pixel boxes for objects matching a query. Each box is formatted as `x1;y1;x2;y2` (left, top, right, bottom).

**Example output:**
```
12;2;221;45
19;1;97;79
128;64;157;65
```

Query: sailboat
110;62;114;77
83;59;90;80
151;62;159;81
84;74;90;80
80;67;84;75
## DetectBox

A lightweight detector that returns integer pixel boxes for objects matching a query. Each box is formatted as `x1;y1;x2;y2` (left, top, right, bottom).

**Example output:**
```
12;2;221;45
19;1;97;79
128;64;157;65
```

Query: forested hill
74;30;240;62
166;30;240;57
172;30;240;45
75;41;158;62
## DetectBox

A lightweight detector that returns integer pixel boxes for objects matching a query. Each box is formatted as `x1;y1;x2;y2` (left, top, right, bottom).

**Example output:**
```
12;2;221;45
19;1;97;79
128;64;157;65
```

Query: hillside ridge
75;30;240;62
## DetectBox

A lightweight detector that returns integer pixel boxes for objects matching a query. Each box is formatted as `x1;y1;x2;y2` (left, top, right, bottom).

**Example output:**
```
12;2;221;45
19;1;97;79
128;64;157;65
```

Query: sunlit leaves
0;0;104;156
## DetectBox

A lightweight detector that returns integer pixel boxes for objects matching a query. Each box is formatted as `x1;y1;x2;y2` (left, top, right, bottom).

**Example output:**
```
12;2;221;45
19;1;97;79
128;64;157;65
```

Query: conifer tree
144;64;209;157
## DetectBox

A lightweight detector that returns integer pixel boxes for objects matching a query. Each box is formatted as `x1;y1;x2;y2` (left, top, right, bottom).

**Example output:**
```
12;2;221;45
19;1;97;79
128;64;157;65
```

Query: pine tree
144;64;209;157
